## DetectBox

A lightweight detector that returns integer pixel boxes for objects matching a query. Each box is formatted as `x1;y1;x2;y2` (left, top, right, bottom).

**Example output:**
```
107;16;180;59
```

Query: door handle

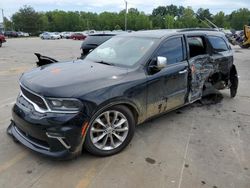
179;69;187;74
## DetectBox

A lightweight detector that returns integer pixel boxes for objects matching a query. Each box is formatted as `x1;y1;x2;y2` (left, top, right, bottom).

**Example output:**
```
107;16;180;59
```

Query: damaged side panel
188;54;214;102
188;32;238;102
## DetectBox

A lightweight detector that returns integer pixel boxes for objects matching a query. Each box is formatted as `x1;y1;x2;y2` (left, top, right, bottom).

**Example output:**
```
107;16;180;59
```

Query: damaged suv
8;29;238;159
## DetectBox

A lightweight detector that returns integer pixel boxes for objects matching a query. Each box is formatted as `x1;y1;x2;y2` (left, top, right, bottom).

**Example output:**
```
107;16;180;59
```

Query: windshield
85;36;157;67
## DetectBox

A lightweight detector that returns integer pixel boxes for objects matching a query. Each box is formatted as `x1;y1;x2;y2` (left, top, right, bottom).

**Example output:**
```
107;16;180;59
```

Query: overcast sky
0;0;249;21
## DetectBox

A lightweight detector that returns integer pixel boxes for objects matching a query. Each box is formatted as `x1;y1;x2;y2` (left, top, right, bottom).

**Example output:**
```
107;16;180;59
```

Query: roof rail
178;28;220;32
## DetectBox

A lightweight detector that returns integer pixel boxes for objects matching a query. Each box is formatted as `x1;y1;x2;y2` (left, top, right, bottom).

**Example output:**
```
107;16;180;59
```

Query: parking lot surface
0;38;249;188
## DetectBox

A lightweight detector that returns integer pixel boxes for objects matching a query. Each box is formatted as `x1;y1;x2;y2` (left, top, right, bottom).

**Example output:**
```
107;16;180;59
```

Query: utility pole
124;0;127;31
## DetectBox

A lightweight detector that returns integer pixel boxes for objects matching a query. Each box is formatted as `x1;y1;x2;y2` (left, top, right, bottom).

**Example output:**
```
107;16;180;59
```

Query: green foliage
165;15;175;29
3;17;13;30
197;8;212;20
7;5;250;34
230;8;250;30
12;5;40;33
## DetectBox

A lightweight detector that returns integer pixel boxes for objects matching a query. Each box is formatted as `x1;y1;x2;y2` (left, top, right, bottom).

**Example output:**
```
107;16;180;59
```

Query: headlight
46;98;82;112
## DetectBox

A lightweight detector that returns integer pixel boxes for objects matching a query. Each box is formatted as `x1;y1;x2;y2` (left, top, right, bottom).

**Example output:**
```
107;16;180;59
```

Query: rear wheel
84;105;135;156
0;41;2;47
230;65;238;98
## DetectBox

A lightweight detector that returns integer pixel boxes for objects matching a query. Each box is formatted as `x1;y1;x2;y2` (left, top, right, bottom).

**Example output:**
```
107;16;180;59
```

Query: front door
146;36;189;118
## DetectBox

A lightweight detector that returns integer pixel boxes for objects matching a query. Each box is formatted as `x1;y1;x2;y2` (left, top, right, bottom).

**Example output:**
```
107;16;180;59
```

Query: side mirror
156;56;167;70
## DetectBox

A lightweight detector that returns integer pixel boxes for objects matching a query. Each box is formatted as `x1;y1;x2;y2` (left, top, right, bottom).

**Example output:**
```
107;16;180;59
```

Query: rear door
146;36;189;118
207;35;233;75
186;35;212;102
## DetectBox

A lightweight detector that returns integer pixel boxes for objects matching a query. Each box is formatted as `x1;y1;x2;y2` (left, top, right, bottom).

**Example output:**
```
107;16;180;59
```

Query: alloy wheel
90;110;129;151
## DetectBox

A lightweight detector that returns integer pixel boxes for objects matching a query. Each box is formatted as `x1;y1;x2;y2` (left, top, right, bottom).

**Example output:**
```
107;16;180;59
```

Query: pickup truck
8;29;238;159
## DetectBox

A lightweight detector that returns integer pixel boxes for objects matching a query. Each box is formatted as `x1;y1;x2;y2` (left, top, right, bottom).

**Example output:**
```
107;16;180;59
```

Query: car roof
89;33;117;36
120;29;226;39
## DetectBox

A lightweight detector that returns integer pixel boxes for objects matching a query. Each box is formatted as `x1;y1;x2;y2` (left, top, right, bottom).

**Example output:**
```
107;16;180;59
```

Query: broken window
188;37;207;58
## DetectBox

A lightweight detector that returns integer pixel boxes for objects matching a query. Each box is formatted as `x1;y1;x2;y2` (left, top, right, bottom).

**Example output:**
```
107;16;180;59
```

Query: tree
3;17;13;30
179;7;199;28
213;11;227;28
230;8;250;30
196;8;212;20
165;14;175;29
38;13;49;31
166;4;178;17
114;25;121;30
152;6;166;17
12;5;40;33
9;5;250;33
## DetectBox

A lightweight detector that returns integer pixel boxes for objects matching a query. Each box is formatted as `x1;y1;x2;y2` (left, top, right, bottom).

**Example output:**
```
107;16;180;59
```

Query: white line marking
177;120;193;188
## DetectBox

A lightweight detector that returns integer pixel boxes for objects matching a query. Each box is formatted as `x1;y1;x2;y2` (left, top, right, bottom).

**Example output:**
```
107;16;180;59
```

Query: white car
17;32;29;37
40;32;61;40
60;32;73;39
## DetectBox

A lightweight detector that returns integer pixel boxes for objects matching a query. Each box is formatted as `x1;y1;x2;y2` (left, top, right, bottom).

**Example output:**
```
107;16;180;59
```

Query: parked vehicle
70;33;87;40
228;25;250;48
40;32;61;40
0;34;6;47
4;31;18;37
8;29;238;159
80;33;117;58
60;32;73;39
17;32;29;37
84;30;96;35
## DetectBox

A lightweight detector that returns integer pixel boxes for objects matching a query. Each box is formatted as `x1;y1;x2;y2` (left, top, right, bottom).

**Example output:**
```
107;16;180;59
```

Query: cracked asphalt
0;38;249;188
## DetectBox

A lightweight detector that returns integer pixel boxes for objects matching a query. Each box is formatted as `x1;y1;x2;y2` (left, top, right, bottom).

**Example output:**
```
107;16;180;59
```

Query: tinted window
156;37;184;65
208;36;229;52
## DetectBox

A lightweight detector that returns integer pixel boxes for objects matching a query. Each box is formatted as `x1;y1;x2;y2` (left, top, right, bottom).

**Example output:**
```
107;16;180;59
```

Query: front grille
20;86;48;110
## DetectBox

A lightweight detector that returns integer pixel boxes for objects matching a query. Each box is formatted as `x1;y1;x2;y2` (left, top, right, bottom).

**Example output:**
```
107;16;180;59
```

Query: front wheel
0;42;2;47
84;105;135;156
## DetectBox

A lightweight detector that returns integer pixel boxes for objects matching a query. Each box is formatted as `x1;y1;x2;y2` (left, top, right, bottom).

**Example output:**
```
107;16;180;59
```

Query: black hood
20;60;128;98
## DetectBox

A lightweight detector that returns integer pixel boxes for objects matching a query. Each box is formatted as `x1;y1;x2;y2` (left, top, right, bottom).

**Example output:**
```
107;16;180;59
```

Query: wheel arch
92;100;139;125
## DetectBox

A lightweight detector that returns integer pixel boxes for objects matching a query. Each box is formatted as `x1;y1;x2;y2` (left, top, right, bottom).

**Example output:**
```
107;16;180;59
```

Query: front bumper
8;103;88;159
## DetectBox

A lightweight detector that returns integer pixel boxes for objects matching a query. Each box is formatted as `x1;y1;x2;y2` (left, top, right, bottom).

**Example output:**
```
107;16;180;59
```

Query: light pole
1;9;4;32
124;0;127;31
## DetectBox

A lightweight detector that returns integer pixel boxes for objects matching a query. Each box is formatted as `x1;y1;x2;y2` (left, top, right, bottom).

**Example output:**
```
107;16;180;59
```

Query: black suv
80;33;117;58
8;29;238;159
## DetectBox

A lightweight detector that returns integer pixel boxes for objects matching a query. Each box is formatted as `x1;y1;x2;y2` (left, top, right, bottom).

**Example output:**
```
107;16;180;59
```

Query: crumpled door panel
188;54;214;102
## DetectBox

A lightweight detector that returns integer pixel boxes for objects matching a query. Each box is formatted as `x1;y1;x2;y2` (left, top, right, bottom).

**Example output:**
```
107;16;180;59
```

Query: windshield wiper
94;60;114;66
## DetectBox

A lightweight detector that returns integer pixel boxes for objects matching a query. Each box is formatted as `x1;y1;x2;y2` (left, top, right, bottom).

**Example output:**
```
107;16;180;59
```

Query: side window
156;37;184;65
208;36;229;52
187;36;207;58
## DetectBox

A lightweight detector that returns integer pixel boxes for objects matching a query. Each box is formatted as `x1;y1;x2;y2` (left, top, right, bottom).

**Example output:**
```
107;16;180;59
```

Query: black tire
84;105;135;156
230;65;238;98
0;41;2;47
